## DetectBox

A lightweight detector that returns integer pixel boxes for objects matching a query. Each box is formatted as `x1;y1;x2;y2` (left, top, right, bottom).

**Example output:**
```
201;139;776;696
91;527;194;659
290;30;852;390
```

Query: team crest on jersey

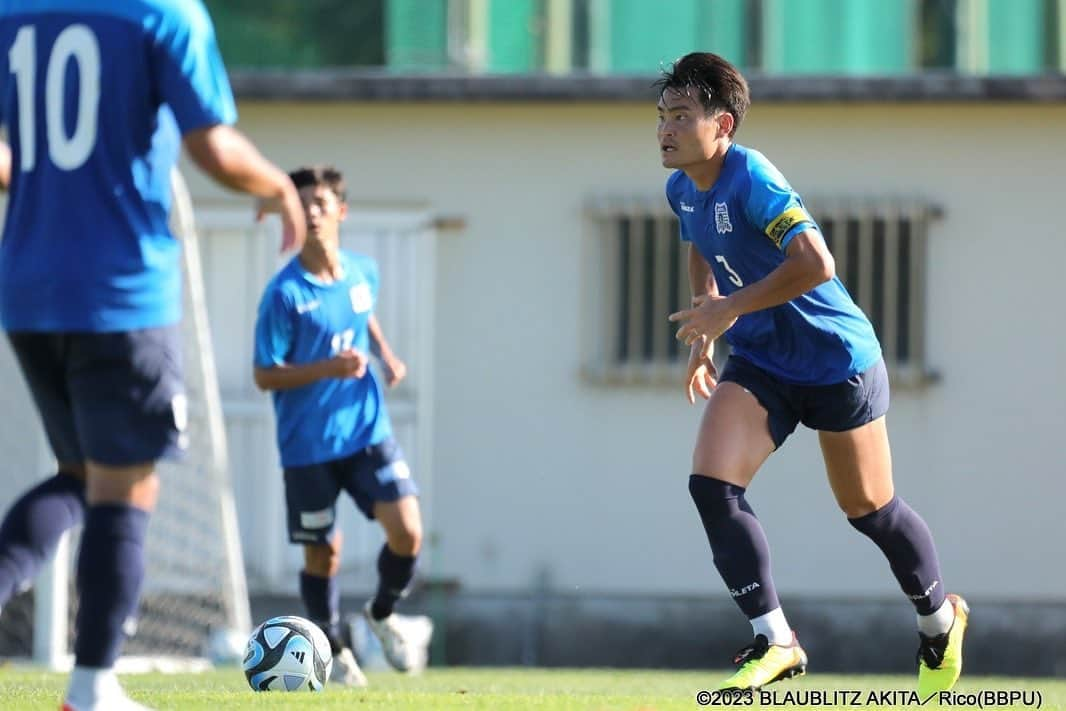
349;283;373;313
714;202;733;234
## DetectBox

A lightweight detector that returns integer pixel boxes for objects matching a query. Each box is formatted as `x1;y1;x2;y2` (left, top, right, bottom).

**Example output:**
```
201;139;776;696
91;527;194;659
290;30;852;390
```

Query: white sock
750;607;793;646
917;598;955;637
66;666;120;707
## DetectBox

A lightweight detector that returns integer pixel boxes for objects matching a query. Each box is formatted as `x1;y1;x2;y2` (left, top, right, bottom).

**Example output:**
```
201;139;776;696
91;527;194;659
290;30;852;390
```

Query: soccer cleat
717;633;807;691
363;601;422;672
61;692;153;711
62;672;153;711
918;593;969;699
330;646;369;687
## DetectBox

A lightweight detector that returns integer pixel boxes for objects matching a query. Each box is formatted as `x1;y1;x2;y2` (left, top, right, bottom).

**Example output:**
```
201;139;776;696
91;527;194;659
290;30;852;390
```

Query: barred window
584;197;938;387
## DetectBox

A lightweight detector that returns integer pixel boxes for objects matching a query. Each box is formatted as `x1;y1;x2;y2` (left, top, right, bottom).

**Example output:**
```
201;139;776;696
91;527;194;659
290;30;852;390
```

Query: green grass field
1;667;1064;710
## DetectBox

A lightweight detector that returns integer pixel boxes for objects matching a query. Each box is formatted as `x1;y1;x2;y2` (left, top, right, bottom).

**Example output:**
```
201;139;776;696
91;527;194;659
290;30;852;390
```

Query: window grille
585;196;938;387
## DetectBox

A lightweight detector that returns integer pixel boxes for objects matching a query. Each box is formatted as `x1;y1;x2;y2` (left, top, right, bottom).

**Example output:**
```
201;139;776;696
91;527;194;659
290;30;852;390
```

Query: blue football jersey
254;251;393;468
666;144;881;385
0;0;236;332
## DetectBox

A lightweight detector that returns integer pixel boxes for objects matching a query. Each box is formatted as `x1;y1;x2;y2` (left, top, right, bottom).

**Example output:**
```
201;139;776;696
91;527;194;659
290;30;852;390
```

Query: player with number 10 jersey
0;0;238;331
0;2;303;709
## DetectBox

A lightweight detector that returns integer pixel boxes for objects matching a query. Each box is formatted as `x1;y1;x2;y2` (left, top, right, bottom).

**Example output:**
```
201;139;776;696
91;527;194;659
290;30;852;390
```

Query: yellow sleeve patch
765;207;811;249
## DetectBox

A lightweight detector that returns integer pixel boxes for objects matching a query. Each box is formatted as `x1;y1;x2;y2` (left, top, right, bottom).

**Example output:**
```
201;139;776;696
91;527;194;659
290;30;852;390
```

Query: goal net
0;169;251;667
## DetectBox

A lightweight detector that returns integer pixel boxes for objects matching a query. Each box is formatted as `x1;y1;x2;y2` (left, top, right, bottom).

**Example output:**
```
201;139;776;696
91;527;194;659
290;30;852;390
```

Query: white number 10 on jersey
9;24;101;172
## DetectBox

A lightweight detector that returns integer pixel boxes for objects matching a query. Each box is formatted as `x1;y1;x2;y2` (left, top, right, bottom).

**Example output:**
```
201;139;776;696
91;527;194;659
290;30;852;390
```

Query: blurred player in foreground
0;1;304;708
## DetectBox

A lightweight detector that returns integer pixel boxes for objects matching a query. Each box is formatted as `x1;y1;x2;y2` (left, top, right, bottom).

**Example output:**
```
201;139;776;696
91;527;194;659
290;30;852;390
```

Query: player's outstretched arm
0;141;10;192
253;350;369;391
183;124;305;251
368;315;406;388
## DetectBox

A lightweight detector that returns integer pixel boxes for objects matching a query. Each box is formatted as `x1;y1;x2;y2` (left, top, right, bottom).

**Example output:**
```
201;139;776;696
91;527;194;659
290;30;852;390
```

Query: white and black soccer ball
243;615;333;691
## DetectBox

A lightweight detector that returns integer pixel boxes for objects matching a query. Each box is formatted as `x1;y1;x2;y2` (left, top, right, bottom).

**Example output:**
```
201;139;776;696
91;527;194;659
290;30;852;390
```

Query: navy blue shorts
283;437;419;544
7;327;186;466
719;356;890;449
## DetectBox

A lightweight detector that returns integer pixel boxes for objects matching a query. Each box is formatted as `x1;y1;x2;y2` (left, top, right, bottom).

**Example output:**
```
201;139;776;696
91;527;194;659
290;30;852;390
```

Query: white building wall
3;100;1061;603
183;100;1063;601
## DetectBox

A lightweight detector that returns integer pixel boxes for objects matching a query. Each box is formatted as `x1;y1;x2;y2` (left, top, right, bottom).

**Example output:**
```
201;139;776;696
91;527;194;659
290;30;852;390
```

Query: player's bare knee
387;526;421;556
839;496;882;519
85;462;158;508
303;543;339;577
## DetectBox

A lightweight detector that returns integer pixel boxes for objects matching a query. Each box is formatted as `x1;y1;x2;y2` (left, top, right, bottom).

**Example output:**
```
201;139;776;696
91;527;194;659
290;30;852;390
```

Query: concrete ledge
231;72;1066;104
250;591;1066;676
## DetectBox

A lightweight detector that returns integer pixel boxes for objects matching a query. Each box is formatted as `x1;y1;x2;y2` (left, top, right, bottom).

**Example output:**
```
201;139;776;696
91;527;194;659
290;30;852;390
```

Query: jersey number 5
714;255;744;287
9;25;101;172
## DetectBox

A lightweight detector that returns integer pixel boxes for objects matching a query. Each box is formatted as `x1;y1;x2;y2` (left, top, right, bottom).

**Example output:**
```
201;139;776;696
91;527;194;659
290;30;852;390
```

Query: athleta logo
291;650;306;664
714;202;733;233
680;201;695;213
730;582;761;598
909;580;939;600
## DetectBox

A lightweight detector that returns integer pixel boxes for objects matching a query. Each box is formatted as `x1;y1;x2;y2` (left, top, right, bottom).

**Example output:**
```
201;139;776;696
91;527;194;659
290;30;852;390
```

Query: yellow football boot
918;594;969;699
717;633;807;691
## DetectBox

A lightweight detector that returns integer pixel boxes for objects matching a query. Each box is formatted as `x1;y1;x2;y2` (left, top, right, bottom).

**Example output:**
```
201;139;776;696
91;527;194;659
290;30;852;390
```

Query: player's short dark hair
654;52;750;136
288;165;347;202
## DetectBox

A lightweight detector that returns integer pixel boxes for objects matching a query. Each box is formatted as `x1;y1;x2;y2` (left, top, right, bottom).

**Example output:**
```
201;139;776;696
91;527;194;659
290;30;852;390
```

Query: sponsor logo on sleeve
765;207;811;248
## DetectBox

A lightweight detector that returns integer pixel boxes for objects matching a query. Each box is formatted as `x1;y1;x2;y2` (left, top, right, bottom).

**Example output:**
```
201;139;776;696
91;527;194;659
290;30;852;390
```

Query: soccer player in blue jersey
0;2;304;709
254;166;425;686
658;53;968;694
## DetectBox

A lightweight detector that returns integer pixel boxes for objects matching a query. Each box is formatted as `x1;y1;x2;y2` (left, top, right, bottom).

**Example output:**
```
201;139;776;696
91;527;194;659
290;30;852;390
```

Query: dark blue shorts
719;356;890;449
7;326;186;466
283;437;419;544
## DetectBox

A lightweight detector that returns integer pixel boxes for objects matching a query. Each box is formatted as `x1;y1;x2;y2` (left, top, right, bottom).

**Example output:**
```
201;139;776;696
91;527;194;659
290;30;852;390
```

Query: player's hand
256;185;306;252
382;356;407;388
331;348;368;379
254;195;281;218
669;294;738;356
685;339;718;404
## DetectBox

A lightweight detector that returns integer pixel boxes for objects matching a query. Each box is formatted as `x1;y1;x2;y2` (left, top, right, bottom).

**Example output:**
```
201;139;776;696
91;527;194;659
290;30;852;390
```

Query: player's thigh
66;326;186;467
818;417;894;517
7;332;85;465
85;461;158;509
283;461;344;546
802;359;894;517
373;496;422;555
697;357;799;485
341;437;419;530
693;383;776;486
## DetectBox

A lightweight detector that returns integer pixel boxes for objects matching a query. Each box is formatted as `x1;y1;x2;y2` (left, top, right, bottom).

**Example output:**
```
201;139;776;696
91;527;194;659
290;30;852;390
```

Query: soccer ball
242;615;333;691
